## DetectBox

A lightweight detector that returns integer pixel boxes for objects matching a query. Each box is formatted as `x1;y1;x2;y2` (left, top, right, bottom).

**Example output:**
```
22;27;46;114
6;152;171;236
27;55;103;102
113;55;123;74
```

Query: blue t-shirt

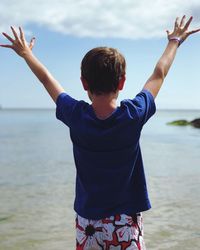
56;89;156;219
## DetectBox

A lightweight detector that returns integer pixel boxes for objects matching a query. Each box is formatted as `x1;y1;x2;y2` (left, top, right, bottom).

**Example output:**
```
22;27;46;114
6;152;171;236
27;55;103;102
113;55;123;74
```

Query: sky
0;0;200;109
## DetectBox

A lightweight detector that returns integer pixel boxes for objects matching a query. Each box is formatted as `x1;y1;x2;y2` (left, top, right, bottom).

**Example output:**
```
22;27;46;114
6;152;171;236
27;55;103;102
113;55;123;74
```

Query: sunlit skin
0;16;199;119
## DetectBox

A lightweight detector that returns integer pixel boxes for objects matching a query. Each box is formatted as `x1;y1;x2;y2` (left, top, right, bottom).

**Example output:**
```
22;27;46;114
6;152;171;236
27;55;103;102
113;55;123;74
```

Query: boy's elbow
154;64;165;80
40;74;51;86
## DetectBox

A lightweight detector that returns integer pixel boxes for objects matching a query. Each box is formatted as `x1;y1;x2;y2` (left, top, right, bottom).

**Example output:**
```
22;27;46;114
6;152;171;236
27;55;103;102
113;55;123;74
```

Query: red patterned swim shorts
76;212;146;250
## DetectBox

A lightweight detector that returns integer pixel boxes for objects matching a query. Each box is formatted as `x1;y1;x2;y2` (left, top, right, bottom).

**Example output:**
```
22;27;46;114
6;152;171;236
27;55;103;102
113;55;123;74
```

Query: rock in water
190;119;200;128
167;118;200;128
167;120;189;126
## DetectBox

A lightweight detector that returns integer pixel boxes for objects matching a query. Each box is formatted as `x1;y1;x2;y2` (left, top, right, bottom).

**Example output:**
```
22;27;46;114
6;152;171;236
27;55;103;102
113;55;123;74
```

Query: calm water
0;109;200;250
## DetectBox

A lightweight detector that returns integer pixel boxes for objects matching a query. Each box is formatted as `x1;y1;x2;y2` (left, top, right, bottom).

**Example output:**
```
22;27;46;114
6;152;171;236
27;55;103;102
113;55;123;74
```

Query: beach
0;109;200;250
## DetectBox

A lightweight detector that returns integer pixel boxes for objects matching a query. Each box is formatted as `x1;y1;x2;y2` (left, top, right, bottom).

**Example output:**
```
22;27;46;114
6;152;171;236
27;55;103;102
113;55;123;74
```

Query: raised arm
143;15;200;99
0;26;65;103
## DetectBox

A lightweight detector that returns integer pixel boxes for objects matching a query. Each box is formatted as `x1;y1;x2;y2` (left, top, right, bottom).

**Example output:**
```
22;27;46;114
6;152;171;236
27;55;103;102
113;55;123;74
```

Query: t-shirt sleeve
55;92;79;127
132;89;156;125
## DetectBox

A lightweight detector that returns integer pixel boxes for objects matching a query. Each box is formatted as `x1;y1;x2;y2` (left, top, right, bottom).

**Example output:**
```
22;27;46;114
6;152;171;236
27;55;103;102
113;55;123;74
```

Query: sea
0;109;200;250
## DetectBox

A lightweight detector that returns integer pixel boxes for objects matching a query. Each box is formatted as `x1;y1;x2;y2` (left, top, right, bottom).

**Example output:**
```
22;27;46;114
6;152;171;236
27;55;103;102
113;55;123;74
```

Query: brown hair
81;47;126;95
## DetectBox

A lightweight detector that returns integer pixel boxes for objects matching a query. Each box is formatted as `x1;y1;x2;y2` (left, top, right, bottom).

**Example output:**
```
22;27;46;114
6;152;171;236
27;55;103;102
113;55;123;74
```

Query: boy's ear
118;75;126;90
80;77;89;91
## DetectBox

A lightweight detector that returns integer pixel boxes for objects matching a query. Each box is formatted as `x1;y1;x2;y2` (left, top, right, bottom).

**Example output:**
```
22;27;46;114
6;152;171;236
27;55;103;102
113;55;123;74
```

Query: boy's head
81;47;126;95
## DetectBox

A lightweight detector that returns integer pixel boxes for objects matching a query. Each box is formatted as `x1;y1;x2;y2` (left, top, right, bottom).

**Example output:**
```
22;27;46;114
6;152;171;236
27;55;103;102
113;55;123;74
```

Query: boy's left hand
1;26;65;104
0;26;35;57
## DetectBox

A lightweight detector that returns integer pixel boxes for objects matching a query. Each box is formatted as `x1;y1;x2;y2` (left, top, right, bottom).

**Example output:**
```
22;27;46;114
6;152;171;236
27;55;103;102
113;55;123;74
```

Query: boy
1;15;199;250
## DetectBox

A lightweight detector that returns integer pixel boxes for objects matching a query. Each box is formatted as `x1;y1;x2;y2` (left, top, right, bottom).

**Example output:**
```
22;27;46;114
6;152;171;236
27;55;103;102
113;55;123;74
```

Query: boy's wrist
21;49;33;59
168;39;180;48
168;36;183;47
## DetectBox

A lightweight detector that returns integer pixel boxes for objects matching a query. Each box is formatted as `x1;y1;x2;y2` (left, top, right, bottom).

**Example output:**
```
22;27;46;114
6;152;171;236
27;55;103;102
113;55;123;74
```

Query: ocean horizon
1;107;200;111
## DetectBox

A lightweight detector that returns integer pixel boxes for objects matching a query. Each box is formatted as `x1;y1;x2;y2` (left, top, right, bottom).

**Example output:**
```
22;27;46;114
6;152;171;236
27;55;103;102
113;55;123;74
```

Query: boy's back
56;89;155;219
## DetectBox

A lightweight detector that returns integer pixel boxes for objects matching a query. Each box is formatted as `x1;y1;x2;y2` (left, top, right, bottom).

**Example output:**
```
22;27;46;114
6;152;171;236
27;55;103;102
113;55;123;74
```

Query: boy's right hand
0;26;35;57
166;15;200;45
143;15;200;99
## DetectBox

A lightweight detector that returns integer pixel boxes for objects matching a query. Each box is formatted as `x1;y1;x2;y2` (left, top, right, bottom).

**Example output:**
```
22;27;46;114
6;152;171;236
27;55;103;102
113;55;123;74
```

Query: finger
19;27;25;43
187;28;200;35
29;37;36;49
10;26;19;40
180;15;186;27
174;17;180;29
2;32;14;43
0;44;14;48
166;30;171;37
184;16;193;30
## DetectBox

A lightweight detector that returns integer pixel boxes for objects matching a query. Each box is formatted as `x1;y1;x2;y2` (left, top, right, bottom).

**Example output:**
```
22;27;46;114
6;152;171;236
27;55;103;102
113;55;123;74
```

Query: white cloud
0;0;200;39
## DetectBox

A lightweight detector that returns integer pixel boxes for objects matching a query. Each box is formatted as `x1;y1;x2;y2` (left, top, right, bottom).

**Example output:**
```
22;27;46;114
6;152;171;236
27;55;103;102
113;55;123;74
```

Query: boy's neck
90;91;119;120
